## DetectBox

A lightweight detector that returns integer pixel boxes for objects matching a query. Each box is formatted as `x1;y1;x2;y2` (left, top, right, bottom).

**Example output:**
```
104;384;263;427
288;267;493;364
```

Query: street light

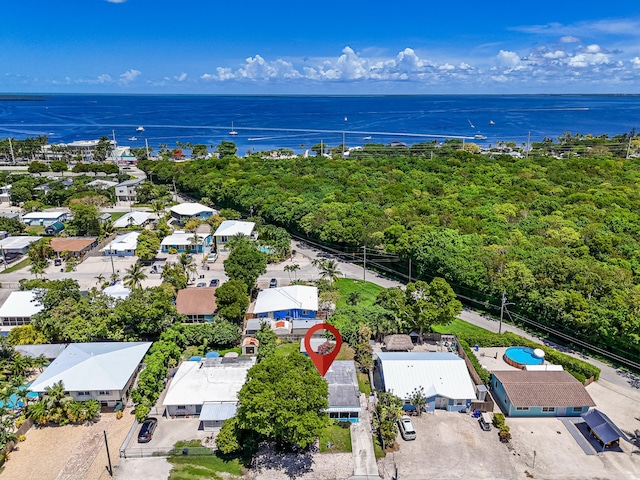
499;290;515;334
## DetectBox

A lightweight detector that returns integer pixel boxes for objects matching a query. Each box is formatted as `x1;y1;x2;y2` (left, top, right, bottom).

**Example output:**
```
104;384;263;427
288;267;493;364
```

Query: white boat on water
136;126;145;132
128;136;137;141
229;122;238;136
474;134;487;140
363;136;372;140
468;119;475;129
489;120;495;126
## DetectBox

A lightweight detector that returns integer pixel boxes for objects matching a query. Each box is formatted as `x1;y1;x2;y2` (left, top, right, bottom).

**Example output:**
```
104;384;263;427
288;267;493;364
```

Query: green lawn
25;226;45;235
372;435;385;459
0;258;30;274
335;278;385;308
168;456;243;480
432;318;492;337
357;371;371;395
110;212;127;220
319;423;352;453
275;341;300;357
168;441;243;480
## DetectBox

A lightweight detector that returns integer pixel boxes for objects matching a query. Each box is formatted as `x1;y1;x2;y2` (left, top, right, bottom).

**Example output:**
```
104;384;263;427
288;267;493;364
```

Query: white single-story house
325;361;361;423
253;285;318;320
115;178;144;202
170;203;216;223
28;342;152;407
161;231;211;253
163;356;256;430
0;291;44;327
292;319;325;336
213;220;257;251
101;231;140;256
112;211;152;229
375;352;477;412
0;185;11;203
22;211;68;226
0;236;43;255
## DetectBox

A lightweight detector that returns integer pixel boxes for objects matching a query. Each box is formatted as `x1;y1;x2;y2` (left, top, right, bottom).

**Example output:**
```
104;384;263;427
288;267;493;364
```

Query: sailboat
489;120;495;126
229;122;238;136
136;126;145;132
468;119;475;129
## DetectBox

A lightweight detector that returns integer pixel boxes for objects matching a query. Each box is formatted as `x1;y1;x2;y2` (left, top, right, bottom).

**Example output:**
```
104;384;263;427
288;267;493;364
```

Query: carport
199;402;237;431
581;409;629;448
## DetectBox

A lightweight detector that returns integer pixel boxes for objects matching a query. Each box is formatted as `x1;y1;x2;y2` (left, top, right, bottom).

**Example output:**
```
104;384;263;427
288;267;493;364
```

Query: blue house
161;232;211;253
375;352;477;412
100;232;140;257
491;370;595;417
253;285;318;319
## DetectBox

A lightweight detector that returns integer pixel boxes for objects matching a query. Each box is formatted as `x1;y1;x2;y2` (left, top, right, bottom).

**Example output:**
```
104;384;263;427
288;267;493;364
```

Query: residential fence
86;233;118;258
122;445;215;459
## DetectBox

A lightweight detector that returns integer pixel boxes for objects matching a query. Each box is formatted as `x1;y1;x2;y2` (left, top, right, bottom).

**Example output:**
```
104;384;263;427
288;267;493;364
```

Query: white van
206;252;218;263
398;415;416;441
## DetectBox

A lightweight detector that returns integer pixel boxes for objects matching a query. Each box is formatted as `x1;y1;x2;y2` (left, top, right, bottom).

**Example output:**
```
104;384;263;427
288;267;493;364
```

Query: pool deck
472;347;542;372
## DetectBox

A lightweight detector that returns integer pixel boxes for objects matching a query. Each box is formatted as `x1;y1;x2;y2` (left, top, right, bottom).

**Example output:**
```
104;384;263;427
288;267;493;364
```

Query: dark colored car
209;279;219;287
269;278;278;288
137;417;158;443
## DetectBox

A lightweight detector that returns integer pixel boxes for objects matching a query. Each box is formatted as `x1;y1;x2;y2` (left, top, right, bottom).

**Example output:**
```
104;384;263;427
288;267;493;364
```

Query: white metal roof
112;212;152;228
376;352;476;400
0;236;42;251
23;211;67;220
199;402;238;421
253;285;318;314
170;202;214;216
213;220;255;237
100;231;140;253
14;344;67;360
163;357;256;406
87;180;117;189
161;232;209;246
29;342;152;393
0;291;43;318
102;282;132;300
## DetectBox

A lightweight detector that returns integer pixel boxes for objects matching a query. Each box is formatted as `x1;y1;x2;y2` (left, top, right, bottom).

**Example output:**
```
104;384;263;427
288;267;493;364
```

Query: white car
398;415;416;441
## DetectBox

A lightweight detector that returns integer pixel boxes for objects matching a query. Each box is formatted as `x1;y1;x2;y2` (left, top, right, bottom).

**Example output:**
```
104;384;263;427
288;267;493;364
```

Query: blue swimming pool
0;382;39;409
504;346;545;369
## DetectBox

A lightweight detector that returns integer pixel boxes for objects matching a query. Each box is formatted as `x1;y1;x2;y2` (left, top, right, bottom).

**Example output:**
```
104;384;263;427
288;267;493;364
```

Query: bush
17;435;25;442
135;404;150;422
459;339;491;384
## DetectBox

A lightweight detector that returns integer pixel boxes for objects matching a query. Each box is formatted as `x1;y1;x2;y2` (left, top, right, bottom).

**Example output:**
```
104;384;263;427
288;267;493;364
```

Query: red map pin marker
304;323;342;377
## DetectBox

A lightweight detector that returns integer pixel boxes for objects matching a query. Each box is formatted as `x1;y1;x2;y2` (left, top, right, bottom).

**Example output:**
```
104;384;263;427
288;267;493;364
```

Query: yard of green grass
168;441;243;480
432;318;492;337
0;258;30;274
276;341;354;360
25;226;45;235
335;278;384;308
319;423;352;453
372;435;385;459
357;371;371;395
110;211;127;220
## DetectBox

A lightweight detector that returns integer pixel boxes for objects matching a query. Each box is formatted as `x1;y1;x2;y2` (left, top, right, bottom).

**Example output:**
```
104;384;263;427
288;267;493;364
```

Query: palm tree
284;263;300;282
95;273;105;286
178;253;197;282
312;258;341;285
25;400;47;424
42;381;72;411
123;262;147;290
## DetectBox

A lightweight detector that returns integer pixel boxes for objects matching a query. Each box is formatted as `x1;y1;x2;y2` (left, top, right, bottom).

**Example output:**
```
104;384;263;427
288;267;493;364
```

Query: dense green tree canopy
214;279;249;323
223;240;267;292
237;352;329;449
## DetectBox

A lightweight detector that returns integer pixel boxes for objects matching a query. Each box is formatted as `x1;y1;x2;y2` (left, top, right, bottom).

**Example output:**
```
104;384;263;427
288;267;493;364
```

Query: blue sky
3;1;640;94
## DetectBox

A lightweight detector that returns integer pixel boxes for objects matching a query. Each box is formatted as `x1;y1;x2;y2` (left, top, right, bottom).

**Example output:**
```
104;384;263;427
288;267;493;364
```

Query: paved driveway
124;417;208;457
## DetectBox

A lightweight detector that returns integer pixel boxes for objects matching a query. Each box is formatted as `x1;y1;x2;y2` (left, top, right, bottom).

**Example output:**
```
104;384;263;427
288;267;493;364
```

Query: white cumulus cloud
497;50;521;67
119;69;141;82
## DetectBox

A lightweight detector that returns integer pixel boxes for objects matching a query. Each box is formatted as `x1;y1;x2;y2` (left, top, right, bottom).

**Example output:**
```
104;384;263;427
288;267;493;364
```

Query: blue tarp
188;356;202;362
205;352;220;358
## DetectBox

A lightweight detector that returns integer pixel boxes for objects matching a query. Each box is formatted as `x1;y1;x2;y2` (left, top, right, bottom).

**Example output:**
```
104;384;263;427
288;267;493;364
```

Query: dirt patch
2;410;135;480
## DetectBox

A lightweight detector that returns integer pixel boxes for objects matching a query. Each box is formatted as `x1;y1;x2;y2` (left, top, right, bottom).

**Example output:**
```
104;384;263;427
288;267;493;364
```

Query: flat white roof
213;220;255;237
376;352;476;400
170;202;214;216
23;211;67;220
163;357;256;406
29;342;152;393
0;291;43;318
103;282;131;300
100;231;140;252
112;212;152;228
253;285;318;314
161;232;209;246
0;236;42;251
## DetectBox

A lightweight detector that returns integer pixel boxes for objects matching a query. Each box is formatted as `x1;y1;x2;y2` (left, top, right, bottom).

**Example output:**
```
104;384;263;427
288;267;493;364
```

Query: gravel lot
2;410;136;480
378;411;517;480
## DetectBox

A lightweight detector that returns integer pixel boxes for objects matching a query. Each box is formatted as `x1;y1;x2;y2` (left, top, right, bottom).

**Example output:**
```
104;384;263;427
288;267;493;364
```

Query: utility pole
362;245;366;282
145;138;150;160
104;430;113;477
8;138;15;164
408;257;412;283
499;290;514;334
627;136;632;159
526;131;531;158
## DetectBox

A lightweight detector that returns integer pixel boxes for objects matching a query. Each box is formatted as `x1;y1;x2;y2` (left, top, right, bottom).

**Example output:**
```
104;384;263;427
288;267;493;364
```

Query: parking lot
124;416;209;457
378;411;517;479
